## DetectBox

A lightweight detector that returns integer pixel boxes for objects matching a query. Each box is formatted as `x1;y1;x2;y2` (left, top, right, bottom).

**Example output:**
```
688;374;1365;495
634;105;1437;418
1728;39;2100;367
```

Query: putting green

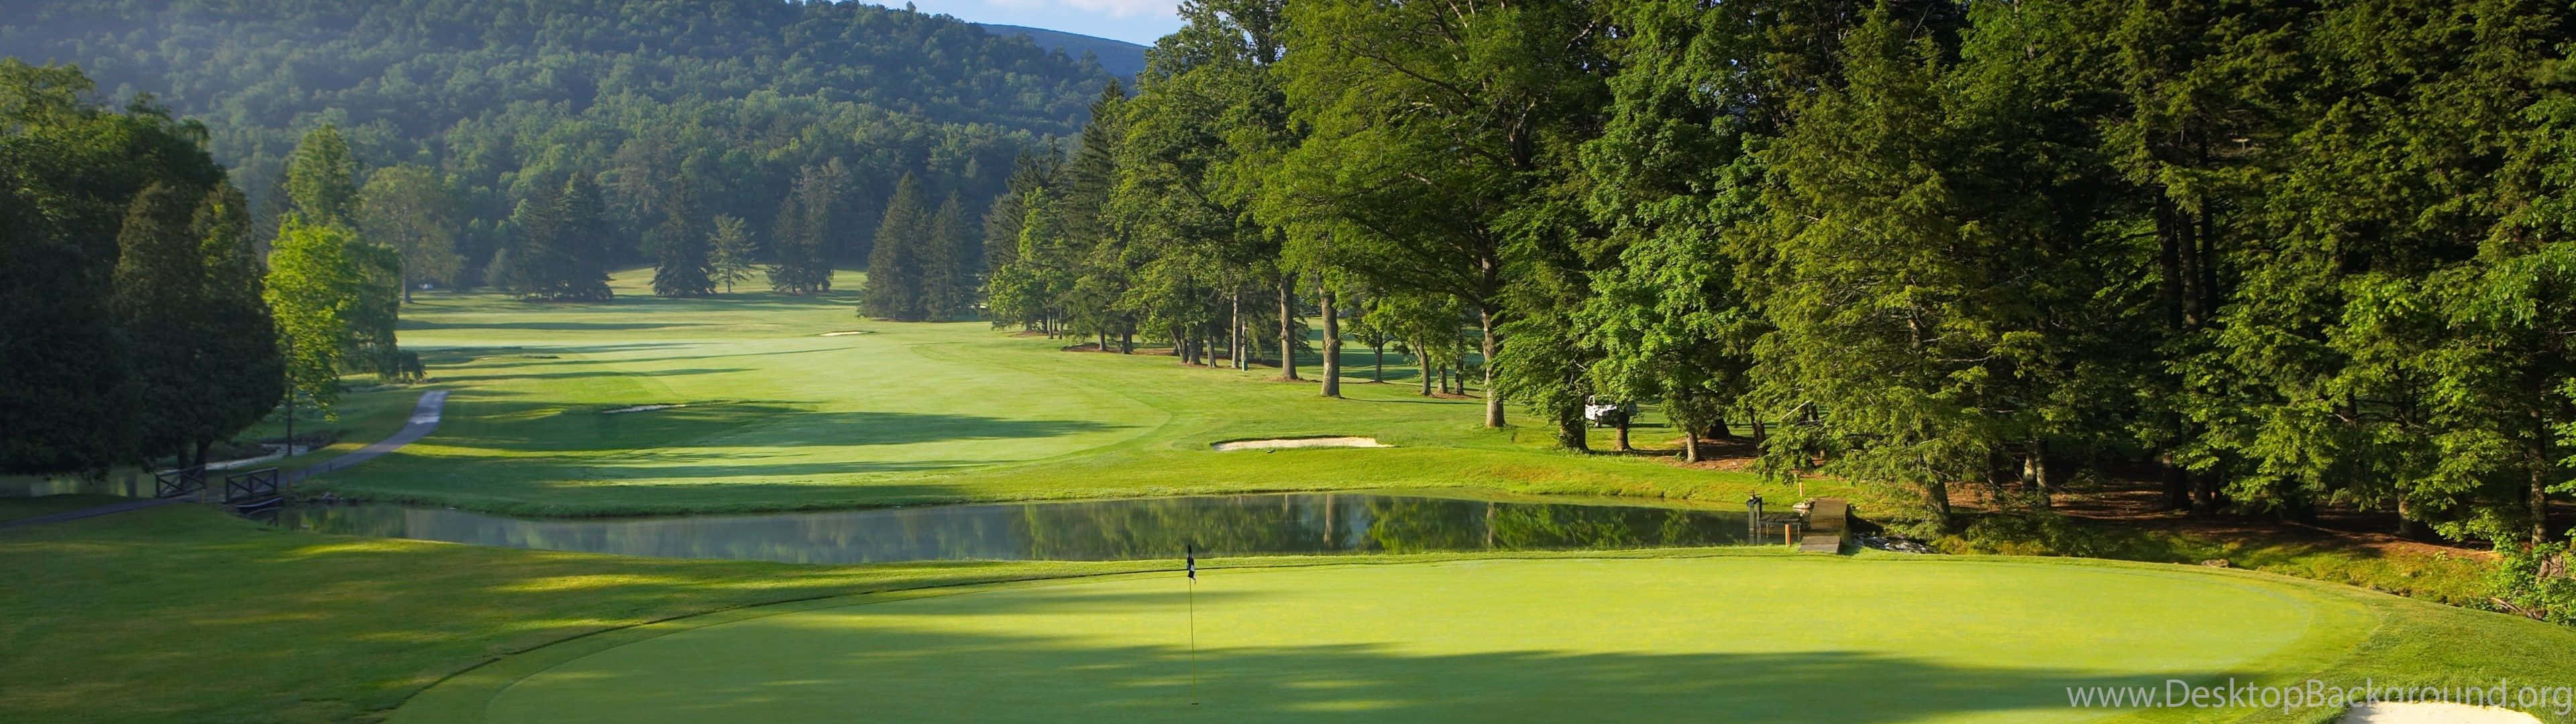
407;556;2377;723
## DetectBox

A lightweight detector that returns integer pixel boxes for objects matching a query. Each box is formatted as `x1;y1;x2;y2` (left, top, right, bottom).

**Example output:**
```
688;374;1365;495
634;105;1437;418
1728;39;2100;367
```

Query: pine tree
768;162;844;295
285;125;360;226
921;192;979;321
554;175;614;301
190;181;284;465
861;173;929;320
706;215;756;294
111;182;207;462
647;181;714;297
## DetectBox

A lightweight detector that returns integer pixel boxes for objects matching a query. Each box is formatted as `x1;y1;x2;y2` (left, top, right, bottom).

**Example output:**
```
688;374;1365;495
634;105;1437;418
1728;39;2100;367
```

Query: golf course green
394;556;2410;723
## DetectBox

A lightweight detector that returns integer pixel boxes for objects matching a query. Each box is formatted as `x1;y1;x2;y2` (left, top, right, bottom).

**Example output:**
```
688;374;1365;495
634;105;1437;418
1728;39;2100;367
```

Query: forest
971;0;2576;554
0;0;1128;281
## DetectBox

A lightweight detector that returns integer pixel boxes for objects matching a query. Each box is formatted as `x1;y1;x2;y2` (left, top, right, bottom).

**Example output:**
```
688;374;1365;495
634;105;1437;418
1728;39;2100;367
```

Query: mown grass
309;268;1829;516
9;500;2576;723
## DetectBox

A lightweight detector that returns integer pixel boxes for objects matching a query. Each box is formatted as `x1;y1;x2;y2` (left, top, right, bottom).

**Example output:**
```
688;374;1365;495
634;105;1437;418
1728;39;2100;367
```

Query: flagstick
1188;568;1199;706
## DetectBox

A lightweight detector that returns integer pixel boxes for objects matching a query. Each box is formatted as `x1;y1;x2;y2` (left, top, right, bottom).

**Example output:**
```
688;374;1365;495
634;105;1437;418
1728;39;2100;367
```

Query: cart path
1;391;447;530
287;390;447;483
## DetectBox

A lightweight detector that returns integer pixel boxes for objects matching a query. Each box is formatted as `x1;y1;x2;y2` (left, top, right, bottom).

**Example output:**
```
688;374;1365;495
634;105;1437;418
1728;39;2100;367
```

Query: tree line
0;0;1126;290
974;0;2575;549
1;62;280;472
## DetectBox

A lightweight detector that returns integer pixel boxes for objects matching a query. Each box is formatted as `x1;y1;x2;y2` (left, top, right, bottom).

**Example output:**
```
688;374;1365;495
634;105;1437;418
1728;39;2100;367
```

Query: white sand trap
602;404;684;414
2341;703;2544;724
1210;436;1391;451
819;330;871;337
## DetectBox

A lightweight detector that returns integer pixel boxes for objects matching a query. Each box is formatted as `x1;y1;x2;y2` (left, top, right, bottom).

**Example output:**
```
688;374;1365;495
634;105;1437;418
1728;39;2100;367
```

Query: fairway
406;556;2375;723
333;270;1799;516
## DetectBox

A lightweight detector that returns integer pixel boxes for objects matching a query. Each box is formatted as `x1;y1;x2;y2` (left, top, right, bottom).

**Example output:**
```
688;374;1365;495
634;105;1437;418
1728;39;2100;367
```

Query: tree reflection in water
279;493;1753;564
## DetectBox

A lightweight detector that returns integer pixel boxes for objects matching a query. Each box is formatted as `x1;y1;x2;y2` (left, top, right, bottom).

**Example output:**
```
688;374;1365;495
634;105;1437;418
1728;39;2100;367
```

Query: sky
887;0;1183;46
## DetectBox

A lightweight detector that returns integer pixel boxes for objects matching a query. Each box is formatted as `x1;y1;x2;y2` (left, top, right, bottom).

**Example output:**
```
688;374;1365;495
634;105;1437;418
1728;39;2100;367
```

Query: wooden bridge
152;465;284;512
1799;497;1848;553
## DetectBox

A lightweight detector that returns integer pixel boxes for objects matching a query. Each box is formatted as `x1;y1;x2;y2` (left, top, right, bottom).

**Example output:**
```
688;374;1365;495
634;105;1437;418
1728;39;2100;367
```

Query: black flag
1185;544;1196;580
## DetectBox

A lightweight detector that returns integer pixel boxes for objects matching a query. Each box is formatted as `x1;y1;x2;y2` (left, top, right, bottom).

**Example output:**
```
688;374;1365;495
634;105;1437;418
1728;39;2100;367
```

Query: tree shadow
485;589;2277;723
433;367;755;383
426;401;1129;452
403;319;729;333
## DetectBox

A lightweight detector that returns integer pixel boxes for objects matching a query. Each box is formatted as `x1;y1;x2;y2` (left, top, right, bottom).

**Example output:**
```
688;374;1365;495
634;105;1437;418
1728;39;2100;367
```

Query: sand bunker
602;404;684;414
819;330;871;337
2341;702;2544;724
1210;436;1391;451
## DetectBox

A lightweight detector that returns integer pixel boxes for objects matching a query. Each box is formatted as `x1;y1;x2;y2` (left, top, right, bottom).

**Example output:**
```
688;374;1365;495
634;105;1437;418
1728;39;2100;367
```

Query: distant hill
977;24;1149;78
0;0;1128;278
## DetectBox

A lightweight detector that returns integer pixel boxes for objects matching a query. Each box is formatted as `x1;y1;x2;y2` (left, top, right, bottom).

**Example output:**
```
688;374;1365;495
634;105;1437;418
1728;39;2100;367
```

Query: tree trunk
1279;275;1301;380
1318;286;1339;397
1681;431;1701;463
1418;343;1434;396
1556;409;1589;451
1614;415;1631;452
1751;417;1766;444
402;272;415;304
2025;440;2053;508
1121;330;1133;354
1713;414;1732;440
1924;479;1953;531
1229;294;1242;370
1477;307;1503;428
2396;497;2416;539
1371;342;1384;382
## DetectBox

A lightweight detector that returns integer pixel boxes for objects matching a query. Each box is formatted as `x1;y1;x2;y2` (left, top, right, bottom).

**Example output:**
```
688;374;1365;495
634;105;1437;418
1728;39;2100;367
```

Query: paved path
1;390;447;530
287;390;447;483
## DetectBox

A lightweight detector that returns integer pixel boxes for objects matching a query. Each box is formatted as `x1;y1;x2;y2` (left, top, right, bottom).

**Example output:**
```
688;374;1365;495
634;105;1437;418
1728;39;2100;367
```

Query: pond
276;491;1758;564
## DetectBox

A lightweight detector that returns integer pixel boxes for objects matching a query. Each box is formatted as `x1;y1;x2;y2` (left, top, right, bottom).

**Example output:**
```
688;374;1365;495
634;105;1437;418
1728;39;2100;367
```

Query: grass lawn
314;268;1834;516
9;500;2576;723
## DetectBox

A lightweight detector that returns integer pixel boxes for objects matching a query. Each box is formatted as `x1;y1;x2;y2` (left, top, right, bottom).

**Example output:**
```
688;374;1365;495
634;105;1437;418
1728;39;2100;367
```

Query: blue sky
882;0;1183;46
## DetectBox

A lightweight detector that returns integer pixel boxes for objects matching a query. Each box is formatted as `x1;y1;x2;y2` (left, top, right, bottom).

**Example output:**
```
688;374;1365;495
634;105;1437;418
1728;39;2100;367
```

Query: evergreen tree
110;183;211;462
189;181;284;465
285;125;360;227
921;192;980;321
706;215;757;294
647;181;714;297
501;186;564;298
769;162;845;295
554;175;615;302
861;173;930;320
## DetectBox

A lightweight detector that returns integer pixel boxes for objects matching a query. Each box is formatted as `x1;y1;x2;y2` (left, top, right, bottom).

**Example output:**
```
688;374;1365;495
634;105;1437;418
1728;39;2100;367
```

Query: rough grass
1938;512;2498;607
10;501;2576;723
309;268;1828;516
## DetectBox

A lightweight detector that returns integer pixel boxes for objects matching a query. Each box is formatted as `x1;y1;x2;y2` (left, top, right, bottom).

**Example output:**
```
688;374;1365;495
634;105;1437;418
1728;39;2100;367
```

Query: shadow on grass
429;399;1129;452
484;589;2259;723
434;367;756;383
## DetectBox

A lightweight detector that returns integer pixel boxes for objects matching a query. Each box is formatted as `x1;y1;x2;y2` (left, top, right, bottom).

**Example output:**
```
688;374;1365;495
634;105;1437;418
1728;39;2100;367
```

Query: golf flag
1185;544;1196;580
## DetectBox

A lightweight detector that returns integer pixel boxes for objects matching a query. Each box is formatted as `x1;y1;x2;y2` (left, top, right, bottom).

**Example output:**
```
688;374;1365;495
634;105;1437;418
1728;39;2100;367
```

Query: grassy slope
312;269;1825;516
7;501;2575;723
1941;512;2501;607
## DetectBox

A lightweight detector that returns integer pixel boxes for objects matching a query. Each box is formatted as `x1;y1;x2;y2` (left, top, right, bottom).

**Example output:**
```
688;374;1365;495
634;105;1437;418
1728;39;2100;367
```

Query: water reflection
277;493;1754;564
